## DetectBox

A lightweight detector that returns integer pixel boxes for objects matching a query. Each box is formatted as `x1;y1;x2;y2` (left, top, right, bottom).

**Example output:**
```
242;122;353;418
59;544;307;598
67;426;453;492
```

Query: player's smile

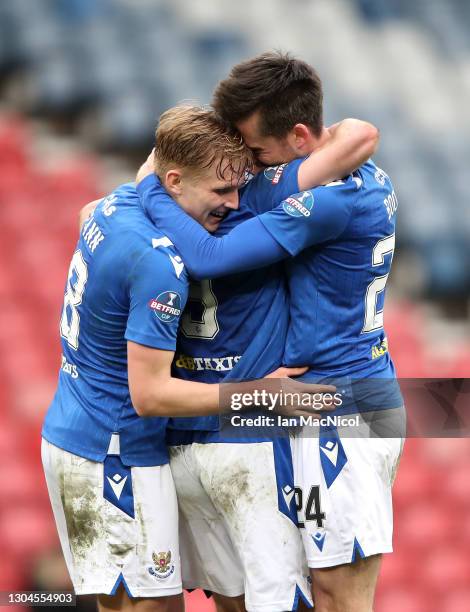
207;206;230;228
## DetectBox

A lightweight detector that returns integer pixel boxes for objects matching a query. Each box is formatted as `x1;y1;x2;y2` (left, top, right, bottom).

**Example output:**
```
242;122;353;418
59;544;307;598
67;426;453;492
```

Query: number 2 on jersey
362;234;395;333
60;250;88;350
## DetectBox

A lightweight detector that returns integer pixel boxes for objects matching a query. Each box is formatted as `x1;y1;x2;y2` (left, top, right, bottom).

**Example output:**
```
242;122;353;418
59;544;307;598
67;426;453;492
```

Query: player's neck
304;127;331;154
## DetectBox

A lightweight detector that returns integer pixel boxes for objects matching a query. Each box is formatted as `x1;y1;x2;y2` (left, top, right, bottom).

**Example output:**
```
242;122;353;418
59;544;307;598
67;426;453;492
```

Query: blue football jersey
42;183;189;466
259;161;402;408
137;165;300;434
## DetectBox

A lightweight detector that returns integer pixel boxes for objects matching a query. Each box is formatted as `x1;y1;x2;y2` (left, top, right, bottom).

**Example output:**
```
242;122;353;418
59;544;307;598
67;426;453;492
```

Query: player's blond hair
154;105;253;181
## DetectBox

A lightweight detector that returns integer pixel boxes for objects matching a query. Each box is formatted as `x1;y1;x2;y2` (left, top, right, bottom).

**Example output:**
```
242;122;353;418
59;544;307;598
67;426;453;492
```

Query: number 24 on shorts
295;485;325;529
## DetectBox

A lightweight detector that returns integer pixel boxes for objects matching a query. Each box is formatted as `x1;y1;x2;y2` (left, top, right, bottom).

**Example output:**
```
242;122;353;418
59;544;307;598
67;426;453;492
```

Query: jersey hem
41;433;169;468
74;584;183;597
244;597;312;612
182;582;244;598
306;544;393;568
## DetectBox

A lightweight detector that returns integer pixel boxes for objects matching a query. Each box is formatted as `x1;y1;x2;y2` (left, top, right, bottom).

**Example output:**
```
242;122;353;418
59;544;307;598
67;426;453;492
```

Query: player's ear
164;170;183;197
288;124;311;151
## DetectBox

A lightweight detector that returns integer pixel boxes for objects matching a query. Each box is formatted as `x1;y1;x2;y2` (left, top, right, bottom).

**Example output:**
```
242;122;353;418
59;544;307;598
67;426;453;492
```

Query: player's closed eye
214;187;237;196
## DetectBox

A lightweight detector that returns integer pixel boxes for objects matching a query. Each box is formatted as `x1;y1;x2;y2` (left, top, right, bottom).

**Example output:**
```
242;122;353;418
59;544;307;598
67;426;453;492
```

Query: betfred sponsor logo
282;191;314;217
149;291;182;323
263;163;287;184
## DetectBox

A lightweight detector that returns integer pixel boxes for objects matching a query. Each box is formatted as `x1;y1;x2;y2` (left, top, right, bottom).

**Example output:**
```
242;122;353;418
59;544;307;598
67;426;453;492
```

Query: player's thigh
42;439;181;597
169;444;245;599
311;554;382;612
194;439;312;612
293;428;403;569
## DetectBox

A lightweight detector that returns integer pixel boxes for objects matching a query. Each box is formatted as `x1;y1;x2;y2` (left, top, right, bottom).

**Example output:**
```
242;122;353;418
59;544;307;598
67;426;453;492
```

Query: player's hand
274;378;338;418
266;366;308;378
136;149;155;184
265;367;337;417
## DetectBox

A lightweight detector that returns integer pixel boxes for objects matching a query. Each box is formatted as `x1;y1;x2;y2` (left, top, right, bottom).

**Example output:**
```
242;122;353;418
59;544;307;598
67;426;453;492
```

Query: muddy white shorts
41;437;182;597
169;438;312;612
292;408;405;568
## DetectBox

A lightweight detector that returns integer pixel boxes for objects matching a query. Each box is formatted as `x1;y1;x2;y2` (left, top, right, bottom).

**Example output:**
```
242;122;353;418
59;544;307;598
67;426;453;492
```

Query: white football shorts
41;437;182;597
292;406;405;568
169;439;312;612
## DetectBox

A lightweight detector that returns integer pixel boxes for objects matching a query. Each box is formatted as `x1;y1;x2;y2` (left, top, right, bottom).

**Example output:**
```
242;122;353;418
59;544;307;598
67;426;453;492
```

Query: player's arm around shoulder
127;342;216;417
297;119;379;191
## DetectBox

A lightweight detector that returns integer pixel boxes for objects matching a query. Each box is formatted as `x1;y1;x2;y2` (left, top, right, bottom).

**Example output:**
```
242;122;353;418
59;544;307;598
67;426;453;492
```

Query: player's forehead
236;112;285;152
202;156;246;188
236;110;262;136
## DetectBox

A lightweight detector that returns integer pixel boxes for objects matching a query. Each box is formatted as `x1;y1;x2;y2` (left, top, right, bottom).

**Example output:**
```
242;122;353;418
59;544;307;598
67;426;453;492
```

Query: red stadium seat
441;588;470;612
419;546;470;595
375;586;433;612
0;556;27;591
444;462;470;510
0;507;58;558
376;553;415;591
392;456;437;511
184;589;216;612
0;461;43;508
394;500;456;553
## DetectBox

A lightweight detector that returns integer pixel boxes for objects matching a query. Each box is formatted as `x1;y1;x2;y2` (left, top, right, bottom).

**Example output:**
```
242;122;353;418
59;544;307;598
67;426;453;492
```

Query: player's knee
313;575;373;612
313;589;373;612
310;585;340;612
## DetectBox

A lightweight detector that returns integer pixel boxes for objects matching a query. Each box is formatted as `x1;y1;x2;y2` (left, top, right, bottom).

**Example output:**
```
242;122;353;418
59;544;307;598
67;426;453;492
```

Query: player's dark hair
212;51;323;138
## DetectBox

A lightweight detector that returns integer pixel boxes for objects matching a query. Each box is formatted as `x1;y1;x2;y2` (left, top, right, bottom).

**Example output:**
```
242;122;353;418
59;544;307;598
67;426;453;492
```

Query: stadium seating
2;0;470;294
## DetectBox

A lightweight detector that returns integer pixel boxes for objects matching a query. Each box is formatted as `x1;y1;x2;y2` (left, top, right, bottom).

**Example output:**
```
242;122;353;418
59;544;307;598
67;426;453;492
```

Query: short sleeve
258;177;359;256
241;158;303;214
125;249;188;350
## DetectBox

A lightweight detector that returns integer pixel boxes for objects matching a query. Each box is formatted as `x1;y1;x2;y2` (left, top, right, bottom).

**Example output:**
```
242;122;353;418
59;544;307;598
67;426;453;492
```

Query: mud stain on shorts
135;502;147;549
60;471;105;562
206;464;253;517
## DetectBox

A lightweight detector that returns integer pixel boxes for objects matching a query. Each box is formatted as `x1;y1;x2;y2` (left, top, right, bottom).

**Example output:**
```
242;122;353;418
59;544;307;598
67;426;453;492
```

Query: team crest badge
148;551;175;579
374;167;388;186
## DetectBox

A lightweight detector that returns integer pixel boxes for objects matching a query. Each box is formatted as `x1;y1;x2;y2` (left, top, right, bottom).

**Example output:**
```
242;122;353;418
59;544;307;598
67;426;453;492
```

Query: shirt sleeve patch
148;291;182;322
282;191;314;217
263;163;288;184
